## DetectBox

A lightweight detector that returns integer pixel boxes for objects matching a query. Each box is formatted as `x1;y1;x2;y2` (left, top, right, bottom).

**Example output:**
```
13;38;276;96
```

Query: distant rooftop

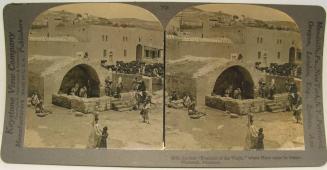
167;35;233;44
29;36;79;42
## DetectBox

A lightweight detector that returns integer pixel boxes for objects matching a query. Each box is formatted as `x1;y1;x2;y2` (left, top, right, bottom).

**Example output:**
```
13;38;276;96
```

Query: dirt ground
165;106;305;150
24;92;164;150
24;91;304;151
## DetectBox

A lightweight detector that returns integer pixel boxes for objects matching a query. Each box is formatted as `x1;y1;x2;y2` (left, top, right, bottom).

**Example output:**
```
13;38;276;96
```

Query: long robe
244;124;258;150
87;121;102;148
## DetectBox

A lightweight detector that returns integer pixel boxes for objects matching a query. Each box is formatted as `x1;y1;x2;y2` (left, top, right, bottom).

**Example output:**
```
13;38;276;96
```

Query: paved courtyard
165;106;304;150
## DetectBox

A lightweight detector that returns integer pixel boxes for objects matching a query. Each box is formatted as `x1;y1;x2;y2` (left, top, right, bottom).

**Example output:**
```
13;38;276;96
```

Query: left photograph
25;3;164;149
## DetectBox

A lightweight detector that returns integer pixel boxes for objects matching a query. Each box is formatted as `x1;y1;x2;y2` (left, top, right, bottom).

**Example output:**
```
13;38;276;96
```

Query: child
256;128;264;150
98;126;108;148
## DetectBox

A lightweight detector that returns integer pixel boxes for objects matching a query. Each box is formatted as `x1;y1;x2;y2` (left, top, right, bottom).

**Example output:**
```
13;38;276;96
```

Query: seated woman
79;86;88;98
31;92;40;106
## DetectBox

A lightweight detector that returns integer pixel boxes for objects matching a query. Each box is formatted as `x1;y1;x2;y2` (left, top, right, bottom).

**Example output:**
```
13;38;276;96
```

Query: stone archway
212;65;254;99
59;64;100;97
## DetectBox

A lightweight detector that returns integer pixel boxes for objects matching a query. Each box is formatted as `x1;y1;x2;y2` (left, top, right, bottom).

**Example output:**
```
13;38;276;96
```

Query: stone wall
165;73;197;99
266;75;302;94
273;93;289;108
152;77;163;91
112;73;153;92
166;38;234;60
205;93;290;115
52;94;111;113
205;95;266;115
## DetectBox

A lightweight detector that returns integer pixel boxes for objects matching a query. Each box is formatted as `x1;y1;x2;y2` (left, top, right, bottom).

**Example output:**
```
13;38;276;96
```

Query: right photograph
165;4;304;150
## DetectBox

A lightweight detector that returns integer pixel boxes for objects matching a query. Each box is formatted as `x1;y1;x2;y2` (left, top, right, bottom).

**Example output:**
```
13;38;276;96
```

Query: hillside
31;10;162;31
169;7;299;32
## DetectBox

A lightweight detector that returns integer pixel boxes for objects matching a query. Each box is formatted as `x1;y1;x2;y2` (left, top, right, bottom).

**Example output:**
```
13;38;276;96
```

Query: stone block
52;94;72;109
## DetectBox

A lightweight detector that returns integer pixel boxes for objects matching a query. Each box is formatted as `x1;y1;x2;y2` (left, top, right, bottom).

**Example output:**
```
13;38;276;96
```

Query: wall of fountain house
29;56;157;110
167;65;302;114
168;26;302;65
29;24;164;64
51;72;154;113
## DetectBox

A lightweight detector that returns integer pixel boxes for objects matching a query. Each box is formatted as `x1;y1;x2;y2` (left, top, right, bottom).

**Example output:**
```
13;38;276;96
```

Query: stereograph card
1;1;327;167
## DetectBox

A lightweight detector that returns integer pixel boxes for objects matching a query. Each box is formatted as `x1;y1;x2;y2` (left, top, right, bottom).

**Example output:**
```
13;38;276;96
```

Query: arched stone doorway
136;44;143;62
289;47;296;64
212;66;254;99
59;64;100;97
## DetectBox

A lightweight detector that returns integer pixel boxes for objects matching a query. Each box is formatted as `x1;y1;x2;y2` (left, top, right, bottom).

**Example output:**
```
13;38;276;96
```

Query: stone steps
265;100;286;113
111;98;134;112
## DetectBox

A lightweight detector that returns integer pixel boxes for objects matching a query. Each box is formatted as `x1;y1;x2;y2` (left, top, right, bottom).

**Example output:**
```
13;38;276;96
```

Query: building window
139;37;141;42
105;35;108;41
258;51;261;59
277;39;282;44
124;49;127;57
277;52;281;59
257;37;263;44
122;36;128;42
102;35;105;41
103;49;107;57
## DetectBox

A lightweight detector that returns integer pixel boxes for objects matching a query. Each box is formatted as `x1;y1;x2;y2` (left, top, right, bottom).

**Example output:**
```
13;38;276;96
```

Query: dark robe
98;131;108;148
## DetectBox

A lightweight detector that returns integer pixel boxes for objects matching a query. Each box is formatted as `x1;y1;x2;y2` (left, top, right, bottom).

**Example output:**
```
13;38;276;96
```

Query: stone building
29;12;164;64
28;11;163;106
166;7;302;66
166;7;303;111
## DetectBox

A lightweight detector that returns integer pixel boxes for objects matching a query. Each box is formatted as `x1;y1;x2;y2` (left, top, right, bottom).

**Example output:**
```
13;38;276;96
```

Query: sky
196;4;295;22
48;3;159;22
47;3;295;23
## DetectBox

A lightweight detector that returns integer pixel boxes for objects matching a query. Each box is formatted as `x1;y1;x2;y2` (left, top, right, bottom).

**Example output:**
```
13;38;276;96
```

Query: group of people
131;77;153;124
168;91;206;119
102;61;164;78
87;113;109;149
255;62;301;78
104;75;123;98
258;78;276;99
69;83;88;98
244;114;264;150
223;86;242;99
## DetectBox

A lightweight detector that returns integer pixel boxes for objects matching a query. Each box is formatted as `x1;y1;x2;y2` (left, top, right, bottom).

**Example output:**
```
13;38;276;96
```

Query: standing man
105;76;113;97
258;79;266;98
115;76;123;98
293;95;302;124
141;96;151;124
269;79;276;100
